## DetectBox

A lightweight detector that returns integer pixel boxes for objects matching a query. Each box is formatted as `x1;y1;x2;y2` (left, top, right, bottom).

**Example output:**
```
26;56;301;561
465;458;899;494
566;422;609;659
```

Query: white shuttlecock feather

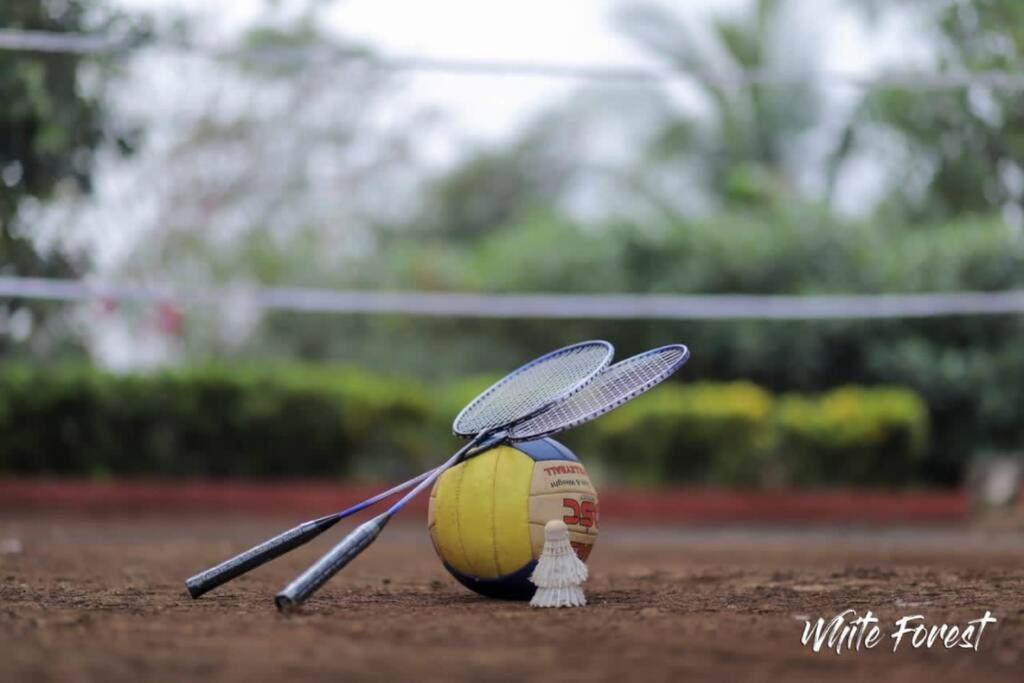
530;520;588;608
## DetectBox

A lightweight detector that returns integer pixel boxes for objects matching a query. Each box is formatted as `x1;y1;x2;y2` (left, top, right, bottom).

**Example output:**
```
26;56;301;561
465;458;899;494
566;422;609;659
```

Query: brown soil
0;514;1021;682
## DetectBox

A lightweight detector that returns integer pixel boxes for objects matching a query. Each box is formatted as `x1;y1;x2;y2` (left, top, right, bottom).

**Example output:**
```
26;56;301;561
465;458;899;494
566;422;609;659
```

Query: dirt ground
0;514;1022;682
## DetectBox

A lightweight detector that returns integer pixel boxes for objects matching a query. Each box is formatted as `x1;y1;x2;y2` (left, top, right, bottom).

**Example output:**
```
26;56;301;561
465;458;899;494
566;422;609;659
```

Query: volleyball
427;438;598;600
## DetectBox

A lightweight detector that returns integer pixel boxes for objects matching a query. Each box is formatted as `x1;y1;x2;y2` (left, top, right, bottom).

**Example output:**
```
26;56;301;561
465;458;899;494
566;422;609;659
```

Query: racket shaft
273;435;494;610
185;514;342;598
275;513;389;611
386;431;506;516
184;469;436;598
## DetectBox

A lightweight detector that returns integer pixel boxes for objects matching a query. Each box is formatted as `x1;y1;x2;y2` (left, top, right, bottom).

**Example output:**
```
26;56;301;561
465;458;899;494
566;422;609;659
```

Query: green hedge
0;366;928;486
775;388;929;486
565;383;928;487
575;382;776;486
0;365;448;480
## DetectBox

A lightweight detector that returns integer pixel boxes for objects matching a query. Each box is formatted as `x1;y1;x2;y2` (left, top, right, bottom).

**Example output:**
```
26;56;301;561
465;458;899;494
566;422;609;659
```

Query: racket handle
185;514;342;599
274;512;390;612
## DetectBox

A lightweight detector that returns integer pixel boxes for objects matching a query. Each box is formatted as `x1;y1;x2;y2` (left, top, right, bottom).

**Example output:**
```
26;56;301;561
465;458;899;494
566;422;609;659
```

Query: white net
509;344;689;441
453;341;613;436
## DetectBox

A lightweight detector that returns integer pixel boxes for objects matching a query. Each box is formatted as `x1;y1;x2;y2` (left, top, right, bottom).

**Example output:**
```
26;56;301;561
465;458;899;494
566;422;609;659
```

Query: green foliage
397;205;1024;300
617;0;824;205
840;0;1024;220
567;383;927;488
776;387;928;486
578;382;776;486
0;364;438;480
1;2;98;311
279;208;1021;485
0;365;928;487
1;2;108;214
1;0;143;354
468;210;630;293
392;110;581;244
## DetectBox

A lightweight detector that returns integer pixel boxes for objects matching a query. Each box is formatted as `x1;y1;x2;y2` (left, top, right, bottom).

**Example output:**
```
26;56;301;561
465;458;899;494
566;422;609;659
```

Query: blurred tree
0;0;142;354
839;0;1024;223
409;110;580;242
616;0;826;208
112;22;423;287
36;5;436;365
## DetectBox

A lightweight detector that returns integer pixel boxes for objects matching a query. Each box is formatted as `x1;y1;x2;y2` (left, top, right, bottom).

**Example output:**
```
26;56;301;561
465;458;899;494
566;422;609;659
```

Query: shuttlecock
529;520;588;608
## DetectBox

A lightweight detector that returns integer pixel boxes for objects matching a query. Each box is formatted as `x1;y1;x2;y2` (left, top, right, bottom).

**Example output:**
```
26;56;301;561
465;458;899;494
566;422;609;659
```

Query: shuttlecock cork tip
544;519;568;541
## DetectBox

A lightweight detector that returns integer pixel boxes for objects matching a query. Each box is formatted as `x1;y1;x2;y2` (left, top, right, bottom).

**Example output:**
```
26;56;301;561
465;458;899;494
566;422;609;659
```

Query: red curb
0;478;970;525
596;489;969;524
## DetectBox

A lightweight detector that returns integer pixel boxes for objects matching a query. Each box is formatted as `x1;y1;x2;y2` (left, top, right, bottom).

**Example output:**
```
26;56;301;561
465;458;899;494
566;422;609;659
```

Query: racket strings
510;345;689;440
453;342;612;435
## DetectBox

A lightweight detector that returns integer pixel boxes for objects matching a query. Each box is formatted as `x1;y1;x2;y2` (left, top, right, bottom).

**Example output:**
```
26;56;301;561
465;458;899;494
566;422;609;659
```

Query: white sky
322;0;669;141
113;0;930;144
105;0;935;219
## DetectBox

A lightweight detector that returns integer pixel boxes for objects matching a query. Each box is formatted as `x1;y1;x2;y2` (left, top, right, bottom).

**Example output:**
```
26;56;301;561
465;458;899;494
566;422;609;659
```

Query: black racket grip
185;514;341;599
274;512;389;612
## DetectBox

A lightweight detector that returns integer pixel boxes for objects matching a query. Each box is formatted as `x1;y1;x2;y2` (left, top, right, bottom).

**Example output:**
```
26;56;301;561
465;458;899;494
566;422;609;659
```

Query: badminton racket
185;470;432;598
185;340;613;599
273;340;616;610
274;343;689;611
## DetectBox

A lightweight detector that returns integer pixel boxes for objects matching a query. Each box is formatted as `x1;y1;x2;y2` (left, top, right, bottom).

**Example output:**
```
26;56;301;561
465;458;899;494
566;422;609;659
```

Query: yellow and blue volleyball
427;438;598;600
